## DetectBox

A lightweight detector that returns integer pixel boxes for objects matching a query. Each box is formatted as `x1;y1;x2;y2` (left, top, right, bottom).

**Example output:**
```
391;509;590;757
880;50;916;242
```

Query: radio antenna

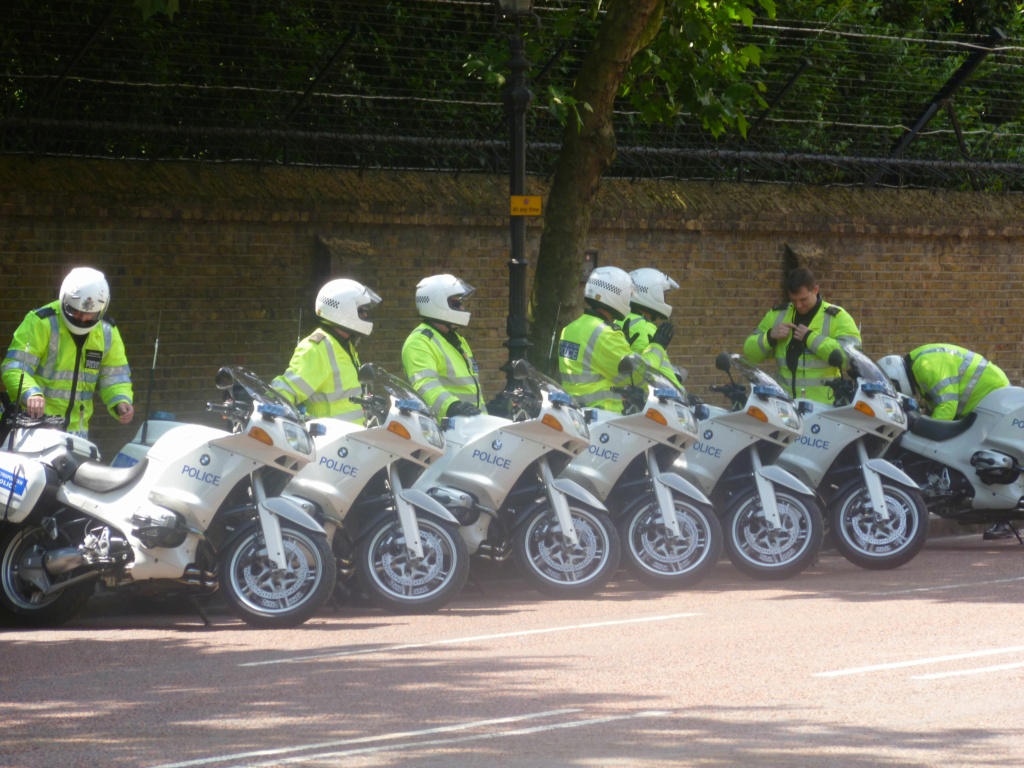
140;310;162;446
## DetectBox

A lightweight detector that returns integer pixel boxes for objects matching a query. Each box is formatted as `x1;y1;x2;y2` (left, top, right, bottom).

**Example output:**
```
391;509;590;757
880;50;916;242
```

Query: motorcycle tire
723;489;823;581
618;493;722;589
356;515;469;614
829;480;929;570
513;501;620;598
219;521;336;629
0;524;95;627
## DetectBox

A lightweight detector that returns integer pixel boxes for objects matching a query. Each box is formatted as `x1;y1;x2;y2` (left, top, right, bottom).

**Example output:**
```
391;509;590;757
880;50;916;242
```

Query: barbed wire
3;0;1023;190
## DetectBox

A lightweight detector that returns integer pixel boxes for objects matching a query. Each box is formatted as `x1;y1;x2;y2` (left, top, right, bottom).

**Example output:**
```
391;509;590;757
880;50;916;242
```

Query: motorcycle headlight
775;401;802;431
418;414;445;449
673;403;697;435
882;396;906;426
283;420;313;455
568;407;589;440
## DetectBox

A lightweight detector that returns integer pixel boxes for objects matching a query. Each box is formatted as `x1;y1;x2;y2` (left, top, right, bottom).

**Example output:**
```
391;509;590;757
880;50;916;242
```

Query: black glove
652;321;674;348
447;401;481;417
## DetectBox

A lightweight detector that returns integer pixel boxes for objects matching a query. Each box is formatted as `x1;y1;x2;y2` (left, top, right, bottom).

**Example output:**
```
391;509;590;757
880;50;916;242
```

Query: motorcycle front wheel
513;502;620;598
356;515;469;614
219;521;336;629
724;489;823;580
829;480;928;570
618;494;722;588
0;524;95;627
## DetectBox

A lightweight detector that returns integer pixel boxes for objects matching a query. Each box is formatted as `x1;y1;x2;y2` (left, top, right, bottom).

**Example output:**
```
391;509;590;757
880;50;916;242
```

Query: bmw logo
491;439;503;451
703;429;714;440
811;424;821;434
337;447;349;458
199;454;210;466
599;432;610;444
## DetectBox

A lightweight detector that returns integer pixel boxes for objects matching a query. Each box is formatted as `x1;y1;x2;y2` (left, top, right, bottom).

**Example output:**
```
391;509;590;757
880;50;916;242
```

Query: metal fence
4;0;1024;190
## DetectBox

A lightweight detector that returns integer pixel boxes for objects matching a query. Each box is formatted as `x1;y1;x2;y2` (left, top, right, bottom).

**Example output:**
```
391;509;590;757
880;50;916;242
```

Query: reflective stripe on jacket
272;329;364;424
908;343;1009;420
622;312;685;391
401;323;485;418
1;301;133;435
558;312;632;413
742;300;861;404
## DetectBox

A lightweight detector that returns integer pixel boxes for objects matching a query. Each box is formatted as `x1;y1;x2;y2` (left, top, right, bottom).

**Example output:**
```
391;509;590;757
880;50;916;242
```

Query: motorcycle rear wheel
356;516;469;614
723;489;823;580
513;502;620;598
0;525;95;627
219;521;335;629
829;480;928;570
618;494;722;588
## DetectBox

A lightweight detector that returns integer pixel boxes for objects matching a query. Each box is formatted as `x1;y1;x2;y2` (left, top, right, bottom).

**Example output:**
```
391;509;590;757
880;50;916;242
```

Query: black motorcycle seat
73;458;149;493
908;411;978;441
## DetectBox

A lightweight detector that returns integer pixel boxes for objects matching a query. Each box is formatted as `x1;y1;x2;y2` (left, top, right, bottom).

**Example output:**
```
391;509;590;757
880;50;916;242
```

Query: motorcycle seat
73;458;149;493
908;411;977;441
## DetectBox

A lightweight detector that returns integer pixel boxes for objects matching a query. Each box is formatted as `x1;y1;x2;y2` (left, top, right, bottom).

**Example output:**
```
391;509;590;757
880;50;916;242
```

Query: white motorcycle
279;363;469;614
415;360;620;598
885;384;1024;542
559;356;722;588
0;367;335;628
677;353;824;580
773;343;929;569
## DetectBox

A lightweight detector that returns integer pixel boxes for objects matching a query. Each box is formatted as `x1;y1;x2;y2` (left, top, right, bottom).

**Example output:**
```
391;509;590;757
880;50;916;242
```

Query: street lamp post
495;0;535;381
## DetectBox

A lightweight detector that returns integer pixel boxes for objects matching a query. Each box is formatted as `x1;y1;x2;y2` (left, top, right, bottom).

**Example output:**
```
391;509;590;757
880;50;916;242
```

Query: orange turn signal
541;414;564;432
855;401;876;418
248;426;274;445
645;409;668;426
387;421;411;439
746;406;769;423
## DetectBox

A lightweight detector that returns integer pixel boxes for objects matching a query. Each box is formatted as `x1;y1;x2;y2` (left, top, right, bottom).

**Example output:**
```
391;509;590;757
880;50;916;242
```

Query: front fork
647;448;682;539
539;456;579;547
749;447;783;529
253;473;287;570
390;462;425;560
858;441;891;521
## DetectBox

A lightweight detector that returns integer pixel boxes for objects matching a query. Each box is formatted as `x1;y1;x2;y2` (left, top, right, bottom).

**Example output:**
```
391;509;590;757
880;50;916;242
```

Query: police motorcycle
558;355;722;588
772;343;928;569
276;363;469;614
0;367;336;628
883;381;1024;542
414;360;620;598
676;353;824;580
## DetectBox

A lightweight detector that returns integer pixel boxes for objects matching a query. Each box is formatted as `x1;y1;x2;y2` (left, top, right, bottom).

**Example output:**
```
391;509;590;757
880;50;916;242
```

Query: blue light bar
549;391;572;406
396;398;426;413
256;402;289;418
653;387;682;401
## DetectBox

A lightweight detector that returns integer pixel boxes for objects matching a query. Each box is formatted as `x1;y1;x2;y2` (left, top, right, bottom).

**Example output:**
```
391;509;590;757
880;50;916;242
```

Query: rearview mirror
715;352;733;373
357;363;377;385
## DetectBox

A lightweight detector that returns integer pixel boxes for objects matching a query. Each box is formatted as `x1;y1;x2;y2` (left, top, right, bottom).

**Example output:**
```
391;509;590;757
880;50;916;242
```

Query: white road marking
867;575;1024;597
238;612;701;667
150;709;581;768
814;646;1024;677
912;661;1024;680
216;710;672;768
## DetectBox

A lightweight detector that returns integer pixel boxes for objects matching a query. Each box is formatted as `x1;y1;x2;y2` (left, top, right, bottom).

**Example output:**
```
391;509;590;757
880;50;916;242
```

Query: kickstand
188;595;212;627
1011;522;1023;545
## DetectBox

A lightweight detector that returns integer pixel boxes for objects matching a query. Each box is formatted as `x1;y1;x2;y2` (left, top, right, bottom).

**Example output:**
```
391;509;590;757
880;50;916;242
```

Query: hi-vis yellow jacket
272;329;364;424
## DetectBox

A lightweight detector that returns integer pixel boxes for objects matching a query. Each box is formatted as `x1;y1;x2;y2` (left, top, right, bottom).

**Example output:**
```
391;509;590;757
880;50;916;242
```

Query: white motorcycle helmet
584;266;632;321
60;267;110;336
415;274;474;327
629;267;679;319
315;278;382;337
878;354;913;396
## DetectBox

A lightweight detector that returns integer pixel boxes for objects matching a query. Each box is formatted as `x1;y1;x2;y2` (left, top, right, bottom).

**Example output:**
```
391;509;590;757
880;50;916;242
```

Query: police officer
2;267;134;437
879;343;1012;539
743;267;861;403
622;267;685;391
401;274;486;419
272;278;381;424
558;265;637;413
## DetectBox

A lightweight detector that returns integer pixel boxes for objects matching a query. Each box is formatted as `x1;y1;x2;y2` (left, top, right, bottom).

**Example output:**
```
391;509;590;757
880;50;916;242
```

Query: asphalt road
2;534;1022;768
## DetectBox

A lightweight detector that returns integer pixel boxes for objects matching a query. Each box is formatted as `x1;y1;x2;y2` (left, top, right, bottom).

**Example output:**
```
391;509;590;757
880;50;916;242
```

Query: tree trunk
527;0;663;372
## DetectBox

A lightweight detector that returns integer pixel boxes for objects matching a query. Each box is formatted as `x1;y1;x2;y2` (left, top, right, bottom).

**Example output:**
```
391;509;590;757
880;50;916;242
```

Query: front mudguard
510;477;608;534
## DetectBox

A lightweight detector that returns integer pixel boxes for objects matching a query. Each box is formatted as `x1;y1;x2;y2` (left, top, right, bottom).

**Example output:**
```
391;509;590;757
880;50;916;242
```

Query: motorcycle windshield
622;355;685;400
729;354;792;401
223;367;302;421
373;367;431;413
842;342;898;397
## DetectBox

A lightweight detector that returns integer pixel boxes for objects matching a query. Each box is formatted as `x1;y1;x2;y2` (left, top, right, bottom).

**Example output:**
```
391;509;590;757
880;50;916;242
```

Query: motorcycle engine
971;450;1021;485
131;509;189;548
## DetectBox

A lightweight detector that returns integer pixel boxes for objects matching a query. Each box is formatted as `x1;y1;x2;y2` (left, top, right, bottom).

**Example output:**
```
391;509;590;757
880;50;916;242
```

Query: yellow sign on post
510;196;542;216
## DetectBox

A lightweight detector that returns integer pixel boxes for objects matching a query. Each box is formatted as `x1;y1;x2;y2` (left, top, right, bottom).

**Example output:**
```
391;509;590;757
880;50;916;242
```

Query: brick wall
2;158;1022;460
